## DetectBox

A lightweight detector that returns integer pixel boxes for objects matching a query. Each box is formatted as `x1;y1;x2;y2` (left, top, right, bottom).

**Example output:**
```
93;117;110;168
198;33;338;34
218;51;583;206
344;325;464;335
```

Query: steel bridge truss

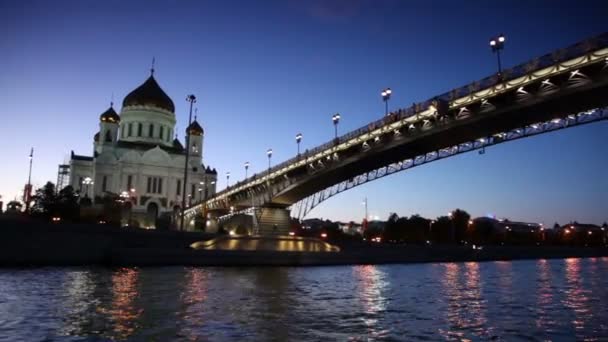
290;106;608;220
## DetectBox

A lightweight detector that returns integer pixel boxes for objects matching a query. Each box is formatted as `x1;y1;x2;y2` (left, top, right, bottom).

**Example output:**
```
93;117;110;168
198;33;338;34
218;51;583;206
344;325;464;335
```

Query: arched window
149;124;154;137
128;123;133;136
105;130;112;142
160;126;164;140
138;123;143;137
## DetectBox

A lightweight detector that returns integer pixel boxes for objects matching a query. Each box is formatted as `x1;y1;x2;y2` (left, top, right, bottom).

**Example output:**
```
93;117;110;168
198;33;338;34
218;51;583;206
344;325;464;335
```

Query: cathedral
68;70;217;228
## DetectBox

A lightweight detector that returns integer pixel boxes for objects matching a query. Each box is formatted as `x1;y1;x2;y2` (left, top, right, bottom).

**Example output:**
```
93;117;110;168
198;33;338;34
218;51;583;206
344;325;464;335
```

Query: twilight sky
1;0;606;225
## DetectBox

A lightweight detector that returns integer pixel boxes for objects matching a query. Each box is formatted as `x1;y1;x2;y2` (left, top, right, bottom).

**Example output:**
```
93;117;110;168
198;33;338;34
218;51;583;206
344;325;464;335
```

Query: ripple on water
0;259;607;341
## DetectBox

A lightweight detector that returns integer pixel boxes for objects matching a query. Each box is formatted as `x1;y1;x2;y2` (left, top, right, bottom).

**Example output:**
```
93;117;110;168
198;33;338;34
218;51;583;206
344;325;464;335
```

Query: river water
1;258;607;341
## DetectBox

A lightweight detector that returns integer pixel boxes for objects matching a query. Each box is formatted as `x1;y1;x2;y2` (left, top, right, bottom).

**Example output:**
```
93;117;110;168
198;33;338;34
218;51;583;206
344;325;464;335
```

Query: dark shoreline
1;218;607;267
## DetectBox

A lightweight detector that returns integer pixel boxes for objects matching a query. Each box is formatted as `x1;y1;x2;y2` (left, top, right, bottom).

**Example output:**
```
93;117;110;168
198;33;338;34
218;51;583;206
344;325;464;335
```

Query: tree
57;185;80;221
404;214;430;243
451;209;471;243
432;216;452;243
30;182;58;218
382;213;400;242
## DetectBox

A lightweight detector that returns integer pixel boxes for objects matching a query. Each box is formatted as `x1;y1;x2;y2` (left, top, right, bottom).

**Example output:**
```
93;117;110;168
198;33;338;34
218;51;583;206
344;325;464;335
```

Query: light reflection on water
1;258;608;341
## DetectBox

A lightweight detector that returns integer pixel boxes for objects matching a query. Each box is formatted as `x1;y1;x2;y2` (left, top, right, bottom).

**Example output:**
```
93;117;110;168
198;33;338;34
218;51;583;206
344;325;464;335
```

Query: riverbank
1;217;607;267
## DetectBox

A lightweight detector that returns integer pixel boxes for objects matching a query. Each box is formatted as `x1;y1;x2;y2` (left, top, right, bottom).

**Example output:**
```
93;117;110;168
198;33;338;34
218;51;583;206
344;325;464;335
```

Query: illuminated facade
68;71;217;227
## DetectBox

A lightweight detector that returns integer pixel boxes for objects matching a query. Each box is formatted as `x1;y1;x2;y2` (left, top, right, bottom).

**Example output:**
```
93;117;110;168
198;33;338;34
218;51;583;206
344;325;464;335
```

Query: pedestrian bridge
184;32;608;231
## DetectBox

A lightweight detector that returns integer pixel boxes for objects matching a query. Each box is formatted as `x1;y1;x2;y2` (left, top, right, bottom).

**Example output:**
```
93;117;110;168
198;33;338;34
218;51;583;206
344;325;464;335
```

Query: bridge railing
216;32;608;198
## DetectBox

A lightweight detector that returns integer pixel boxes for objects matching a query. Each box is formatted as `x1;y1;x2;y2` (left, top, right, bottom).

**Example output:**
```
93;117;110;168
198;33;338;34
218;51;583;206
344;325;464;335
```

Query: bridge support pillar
255;206;290;236
205;211;221;234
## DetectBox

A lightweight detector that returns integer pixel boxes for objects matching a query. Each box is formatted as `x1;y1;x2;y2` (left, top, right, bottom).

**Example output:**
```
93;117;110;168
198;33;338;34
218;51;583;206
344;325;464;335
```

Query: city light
332;113;341;139
320;233;327;238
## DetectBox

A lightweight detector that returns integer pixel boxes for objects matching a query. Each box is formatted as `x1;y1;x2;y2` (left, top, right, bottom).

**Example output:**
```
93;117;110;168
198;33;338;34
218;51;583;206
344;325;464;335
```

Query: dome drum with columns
68;70;217;229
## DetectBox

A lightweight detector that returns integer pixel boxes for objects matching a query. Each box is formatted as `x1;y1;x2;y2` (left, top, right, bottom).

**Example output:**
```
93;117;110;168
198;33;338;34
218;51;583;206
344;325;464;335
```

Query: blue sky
1;0;606;224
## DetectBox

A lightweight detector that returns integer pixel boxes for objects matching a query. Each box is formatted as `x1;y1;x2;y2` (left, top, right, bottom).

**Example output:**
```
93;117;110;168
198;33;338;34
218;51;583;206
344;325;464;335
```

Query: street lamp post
24;148;34;211
244;162;249;179
332;113;341;140
267;149;273;172
180;94;196;231
295;133;303;155
489;34;506;77
381;88;392;116
226;172;230;187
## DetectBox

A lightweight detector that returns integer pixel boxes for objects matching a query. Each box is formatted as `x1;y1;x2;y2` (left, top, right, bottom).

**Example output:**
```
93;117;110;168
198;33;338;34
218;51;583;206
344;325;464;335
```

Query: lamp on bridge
332;113;341;139
489;34;506;77
226;171;230;187
381;88;392;116
244;161;250;179
267;148;273;171
295;133;303;155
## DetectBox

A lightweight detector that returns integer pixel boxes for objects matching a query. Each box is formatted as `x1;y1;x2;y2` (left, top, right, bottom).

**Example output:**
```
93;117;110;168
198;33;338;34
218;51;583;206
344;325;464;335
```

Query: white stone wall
119;105;176;147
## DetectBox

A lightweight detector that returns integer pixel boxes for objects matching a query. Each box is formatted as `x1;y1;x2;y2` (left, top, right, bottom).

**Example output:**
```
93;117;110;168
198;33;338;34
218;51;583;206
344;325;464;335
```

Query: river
1;258;607;341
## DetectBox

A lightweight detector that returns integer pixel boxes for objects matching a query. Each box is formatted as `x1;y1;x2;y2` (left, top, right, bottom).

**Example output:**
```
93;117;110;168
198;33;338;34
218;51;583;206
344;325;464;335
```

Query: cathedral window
102;176;107;192
138;123;143;137
177;180;181;195
160;126;164;140
191;184;195;198
78;177;83;192
128;123;133;137
147;176;164;194
149;124;154;137
121;125;125;138
105;130;112;142
192;143;198;153
127;175;132;190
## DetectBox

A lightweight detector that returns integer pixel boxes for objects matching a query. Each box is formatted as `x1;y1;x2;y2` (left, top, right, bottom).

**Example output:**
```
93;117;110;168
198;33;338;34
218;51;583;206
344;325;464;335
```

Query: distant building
561;222;603;232
339;222;363;235
67;70;218;228
495;219;543;233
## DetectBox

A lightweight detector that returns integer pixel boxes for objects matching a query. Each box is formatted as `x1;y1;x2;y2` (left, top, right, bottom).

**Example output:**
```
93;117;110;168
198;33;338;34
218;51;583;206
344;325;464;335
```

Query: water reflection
108;267;141;339
59;270;95;337
438;262;489;340
2;259;608;341
563;258;593;338
353;265;388;339
178;268;208;340
535;259;555;332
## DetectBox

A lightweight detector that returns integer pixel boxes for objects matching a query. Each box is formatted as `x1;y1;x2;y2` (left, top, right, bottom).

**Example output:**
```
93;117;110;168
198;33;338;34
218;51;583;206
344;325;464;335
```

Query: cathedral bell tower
97;103;120;153
186;117;204;167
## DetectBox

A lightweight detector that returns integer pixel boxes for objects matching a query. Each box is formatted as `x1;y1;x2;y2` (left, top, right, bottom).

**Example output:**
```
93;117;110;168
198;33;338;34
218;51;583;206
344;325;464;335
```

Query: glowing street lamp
267;148;273;171
332;113;341;139
489;33;506;77
83;177;93;197
295;133;303;155
381;88;392;116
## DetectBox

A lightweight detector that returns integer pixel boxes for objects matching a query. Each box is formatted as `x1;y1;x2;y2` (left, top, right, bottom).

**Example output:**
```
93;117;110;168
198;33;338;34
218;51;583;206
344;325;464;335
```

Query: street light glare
498;35;505;43
267;148;273;156
490;39;496;46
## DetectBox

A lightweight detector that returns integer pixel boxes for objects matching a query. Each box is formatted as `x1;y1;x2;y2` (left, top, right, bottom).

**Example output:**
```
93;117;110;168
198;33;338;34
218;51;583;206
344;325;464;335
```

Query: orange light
565;229;571;234
289;231;295;236
321;233;327;238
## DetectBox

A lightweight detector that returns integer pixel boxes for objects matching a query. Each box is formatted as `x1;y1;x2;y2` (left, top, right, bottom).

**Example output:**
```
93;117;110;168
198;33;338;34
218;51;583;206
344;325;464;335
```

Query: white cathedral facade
68;71;217;228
